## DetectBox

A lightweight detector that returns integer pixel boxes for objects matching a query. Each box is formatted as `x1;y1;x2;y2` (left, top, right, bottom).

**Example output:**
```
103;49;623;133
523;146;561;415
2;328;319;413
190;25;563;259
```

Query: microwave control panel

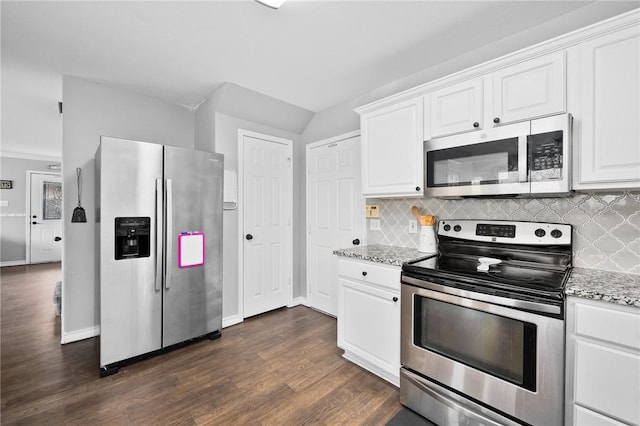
529;130;563;181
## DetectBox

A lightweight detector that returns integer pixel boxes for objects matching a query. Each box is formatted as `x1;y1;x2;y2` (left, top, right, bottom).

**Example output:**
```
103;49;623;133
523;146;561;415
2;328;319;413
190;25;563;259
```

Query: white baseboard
1;260;26;267
289;296;307;307
61;325;100;344
222;314;243;329
342;350;399;387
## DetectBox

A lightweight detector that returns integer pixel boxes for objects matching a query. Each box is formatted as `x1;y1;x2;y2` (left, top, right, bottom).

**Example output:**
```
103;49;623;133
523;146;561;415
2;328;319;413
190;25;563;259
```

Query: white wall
301;2;639;143
62;76;195;343
0;157;56;265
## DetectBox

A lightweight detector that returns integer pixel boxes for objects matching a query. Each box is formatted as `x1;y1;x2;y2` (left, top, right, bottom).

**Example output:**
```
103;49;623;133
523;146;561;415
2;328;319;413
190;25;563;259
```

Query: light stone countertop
334;245;640;309
566;267;640;309
333;244;435;267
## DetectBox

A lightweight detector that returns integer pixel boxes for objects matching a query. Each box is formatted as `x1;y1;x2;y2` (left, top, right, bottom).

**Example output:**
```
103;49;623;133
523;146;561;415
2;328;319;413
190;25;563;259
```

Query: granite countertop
566;267;640;308
333;244;435;267
334;245;640;309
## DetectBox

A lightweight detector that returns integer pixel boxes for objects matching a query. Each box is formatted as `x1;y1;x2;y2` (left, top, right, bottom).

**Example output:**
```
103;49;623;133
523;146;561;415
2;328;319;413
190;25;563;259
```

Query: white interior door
306;134;363;316
241;133;292;318
29;172;62;263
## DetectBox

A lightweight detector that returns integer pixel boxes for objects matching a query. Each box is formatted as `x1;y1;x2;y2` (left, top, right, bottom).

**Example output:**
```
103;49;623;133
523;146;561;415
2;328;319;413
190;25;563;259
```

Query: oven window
427;138;520;187
414;296;536;391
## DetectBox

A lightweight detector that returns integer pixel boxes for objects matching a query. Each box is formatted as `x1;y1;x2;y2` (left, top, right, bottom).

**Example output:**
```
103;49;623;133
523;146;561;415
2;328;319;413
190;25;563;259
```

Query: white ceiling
1;0;638;160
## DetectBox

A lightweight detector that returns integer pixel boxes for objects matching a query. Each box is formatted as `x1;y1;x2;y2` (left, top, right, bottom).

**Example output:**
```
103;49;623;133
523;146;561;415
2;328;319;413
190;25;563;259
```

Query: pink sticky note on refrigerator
178;233;205;268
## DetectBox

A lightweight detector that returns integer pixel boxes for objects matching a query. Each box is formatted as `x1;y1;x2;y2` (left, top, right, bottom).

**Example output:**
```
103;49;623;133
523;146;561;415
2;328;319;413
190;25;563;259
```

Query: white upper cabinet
573;25;640;190
490;50;566;126
426;51;566;139
359;97;424;198
356;10;638;194
427;78;484;139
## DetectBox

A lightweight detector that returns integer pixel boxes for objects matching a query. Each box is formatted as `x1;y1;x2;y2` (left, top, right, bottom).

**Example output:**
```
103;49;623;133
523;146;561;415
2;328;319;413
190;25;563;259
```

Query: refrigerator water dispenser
115;217;151;259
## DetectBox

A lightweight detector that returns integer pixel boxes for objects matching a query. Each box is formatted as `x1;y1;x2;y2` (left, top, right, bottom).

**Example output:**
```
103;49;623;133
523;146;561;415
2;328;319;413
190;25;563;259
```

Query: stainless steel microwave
424;114;572;198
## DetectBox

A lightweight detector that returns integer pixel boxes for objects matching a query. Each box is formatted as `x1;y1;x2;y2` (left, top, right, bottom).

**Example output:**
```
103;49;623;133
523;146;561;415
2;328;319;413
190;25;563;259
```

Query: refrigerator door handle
155;179;163;292
165;178;173;289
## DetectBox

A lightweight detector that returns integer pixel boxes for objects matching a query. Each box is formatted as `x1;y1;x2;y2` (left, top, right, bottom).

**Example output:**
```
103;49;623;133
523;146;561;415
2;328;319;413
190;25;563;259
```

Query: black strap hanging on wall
71;168;87;223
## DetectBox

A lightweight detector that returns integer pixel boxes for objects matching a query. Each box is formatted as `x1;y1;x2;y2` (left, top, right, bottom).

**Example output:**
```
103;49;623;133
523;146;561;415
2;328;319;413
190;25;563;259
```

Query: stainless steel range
400;219;572;426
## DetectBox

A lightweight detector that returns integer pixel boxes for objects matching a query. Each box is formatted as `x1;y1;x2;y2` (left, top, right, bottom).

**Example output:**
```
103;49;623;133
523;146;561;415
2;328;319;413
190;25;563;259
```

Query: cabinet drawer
338;258;400;292
575;341;640;425
574;405;627;426
575;301;640;349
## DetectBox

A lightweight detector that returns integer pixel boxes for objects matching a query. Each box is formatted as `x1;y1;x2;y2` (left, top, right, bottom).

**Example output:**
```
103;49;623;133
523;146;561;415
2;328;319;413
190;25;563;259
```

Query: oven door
424;121;530;197
401;280;564;426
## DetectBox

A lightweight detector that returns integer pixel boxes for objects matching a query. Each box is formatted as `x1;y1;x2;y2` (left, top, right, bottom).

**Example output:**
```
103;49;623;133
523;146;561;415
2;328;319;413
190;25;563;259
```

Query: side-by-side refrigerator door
162;146;224;347
99;137;163;368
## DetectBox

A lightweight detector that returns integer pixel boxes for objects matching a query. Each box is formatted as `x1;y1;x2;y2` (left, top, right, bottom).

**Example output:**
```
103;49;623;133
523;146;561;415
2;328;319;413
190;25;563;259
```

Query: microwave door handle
518;135;528;183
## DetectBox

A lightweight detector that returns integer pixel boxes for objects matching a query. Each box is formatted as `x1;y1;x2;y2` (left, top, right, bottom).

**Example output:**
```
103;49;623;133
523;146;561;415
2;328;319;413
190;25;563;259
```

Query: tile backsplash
368;191;640;274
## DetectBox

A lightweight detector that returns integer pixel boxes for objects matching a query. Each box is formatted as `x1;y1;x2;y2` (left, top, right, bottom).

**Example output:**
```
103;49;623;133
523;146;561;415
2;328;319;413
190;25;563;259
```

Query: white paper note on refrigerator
178;232;205;268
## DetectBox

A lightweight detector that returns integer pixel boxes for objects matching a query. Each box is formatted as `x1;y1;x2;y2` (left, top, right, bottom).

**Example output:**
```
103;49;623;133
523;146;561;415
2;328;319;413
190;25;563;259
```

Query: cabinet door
491;50;566;125
337;277;400;377
575;25;640;189
429;78;483;138
574;341;640;425
360;97;424;197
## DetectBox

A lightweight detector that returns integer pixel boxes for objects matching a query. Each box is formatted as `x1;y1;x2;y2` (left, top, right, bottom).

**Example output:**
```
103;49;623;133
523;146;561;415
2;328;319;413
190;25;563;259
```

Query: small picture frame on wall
0;180;13;189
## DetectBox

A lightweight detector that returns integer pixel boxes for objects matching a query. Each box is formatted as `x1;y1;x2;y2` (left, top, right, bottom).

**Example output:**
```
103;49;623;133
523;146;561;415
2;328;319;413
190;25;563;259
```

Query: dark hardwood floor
1;263;402;425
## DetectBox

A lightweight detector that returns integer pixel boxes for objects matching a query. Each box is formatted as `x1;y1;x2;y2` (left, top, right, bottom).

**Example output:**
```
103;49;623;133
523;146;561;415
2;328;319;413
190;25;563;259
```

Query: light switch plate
408;220;417;234
369;218;381;231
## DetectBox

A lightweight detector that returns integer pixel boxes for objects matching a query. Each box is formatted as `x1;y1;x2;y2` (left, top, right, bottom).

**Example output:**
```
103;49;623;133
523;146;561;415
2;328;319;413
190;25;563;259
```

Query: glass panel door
42;181;62;220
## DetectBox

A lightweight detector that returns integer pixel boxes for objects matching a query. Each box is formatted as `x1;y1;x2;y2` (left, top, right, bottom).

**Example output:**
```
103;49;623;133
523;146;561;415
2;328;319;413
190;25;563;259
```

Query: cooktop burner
401;219;573;304
404;254;570;300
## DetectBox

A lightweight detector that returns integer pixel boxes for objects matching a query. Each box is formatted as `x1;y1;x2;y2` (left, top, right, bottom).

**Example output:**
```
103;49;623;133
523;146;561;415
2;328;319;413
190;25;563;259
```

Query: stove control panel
476;223;516;238
438;219;572;245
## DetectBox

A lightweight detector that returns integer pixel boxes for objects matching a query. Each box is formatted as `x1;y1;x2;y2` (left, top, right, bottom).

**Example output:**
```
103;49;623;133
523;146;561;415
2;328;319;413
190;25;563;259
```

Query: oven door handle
402;275;561;316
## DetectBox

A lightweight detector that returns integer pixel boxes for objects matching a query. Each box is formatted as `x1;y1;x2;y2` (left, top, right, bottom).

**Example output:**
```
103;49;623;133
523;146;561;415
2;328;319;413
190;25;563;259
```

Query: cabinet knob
415;186;421;192
54;236;62;242
352;238;360;246
32;221;37;225
392;297;398;302
473;121;479;128
245;234;253;241
493;117;500;124
362;271;368;277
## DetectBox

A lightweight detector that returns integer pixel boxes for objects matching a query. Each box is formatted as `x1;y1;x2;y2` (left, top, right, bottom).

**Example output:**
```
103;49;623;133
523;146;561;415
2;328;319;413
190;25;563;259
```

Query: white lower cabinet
566;297;640;426
337;258;400;386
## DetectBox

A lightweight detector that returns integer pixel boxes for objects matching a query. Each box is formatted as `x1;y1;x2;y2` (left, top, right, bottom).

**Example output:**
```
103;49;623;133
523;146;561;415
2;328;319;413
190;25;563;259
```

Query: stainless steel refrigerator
96;137;223;376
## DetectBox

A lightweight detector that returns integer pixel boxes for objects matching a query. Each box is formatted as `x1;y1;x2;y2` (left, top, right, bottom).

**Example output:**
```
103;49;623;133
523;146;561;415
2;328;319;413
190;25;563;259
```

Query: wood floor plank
1;263;402;425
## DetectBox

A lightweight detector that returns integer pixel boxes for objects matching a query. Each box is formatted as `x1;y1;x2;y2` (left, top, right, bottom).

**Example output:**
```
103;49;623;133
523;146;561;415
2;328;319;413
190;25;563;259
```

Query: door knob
245;234;253;241
352;238;360;245
54;236;62;242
